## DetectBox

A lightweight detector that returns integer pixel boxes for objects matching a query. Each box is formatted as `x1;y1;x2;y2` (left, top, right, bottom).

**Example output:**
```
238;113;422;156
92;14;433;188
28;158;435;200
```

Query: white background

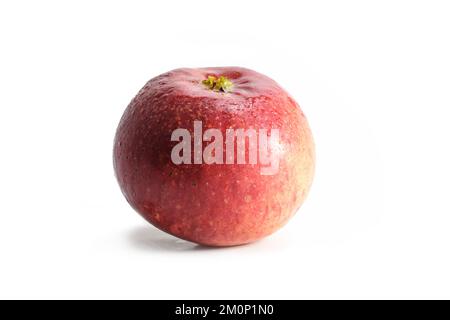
1;1;449;299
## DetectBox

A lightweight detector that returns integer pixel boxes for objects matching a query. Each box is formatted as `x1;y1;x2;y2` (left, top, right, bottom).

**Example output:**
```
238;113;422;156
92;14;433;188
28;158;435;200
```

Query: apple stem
202;75;233;92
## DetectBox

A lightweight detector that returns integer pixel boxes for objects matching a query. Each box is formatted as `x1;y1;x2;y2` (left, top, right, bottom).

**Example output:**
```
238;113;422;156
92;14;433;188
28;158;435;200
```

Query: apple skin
114;67;315;246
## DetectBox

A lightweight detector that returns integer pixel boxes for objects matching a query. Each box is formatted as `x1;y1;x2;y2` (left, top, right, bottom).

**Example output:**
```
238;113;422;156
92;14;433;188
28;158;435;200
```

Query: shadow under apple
127;225;219;252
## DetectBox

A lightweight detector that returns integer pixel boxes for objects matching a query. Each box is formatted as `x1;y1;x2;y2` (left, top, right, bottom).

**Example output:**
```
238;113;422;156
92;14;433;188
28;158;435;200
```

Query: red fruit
113;67;315;246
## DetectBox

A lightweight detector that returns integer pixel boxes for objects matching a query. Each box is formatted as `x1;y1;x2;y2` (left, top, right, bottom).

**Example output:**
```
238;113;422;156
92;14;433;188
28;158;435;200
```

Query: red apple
113;67;315;246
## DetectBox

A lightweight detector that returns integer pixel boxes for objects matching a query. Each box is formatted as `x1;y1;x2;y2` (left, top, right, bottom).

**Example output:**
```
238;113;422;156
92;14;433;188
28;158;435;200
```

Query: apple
113;67;315;246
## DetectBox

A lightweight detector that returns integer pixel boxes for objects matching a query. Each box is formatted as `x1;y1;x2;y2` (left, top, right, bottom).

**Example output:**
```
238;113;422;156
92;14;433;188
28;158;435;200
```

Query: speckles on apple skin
113;67;315;247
